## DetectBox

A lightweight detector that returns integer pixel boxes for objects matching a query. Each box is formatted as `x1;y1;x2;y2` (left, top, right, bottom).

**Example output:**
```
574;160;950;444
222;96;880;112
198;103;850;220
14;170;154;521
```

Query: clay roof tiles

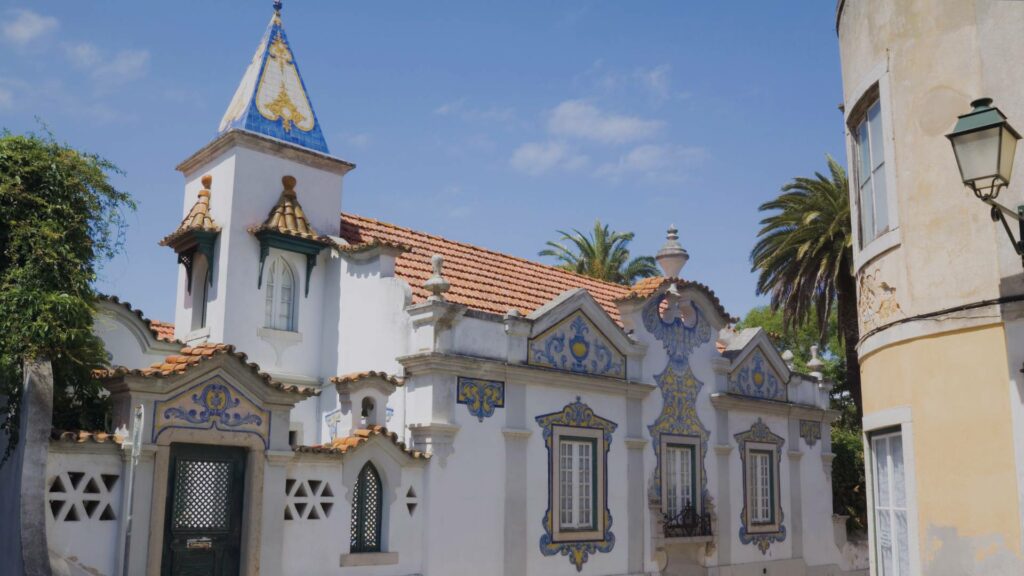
159;174;221;247
616;276;736;323
96;342;318;397
51;429;125;445
329;371;403;387
248;175;334;246
294;425;429;460
98;294;180;344
340;213;632;323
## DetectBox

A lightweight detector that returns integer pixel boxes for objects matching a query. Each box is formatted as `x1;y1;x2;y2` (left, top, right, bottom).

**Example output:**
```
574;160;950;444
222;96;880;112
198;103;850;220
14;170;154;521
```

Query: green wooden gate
161;443;246;576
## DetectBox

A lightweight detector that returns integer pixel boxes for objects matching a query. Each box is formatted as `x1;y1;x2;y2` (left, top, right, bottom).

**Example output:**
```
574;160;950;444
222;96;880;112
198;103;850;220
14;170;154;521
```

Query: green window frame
350;462;382;553
557;435;598;532
748;449;776;525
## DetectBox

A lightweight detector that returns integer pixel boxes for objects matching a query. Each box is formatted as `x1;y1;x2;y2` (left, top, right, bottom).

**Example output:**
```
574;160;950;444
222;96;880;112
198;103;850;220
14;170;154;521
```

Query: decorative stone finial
807;345;824;380
424;254;450;302
273;0;283;12
781;349;795;370
282;175;297;196
656;224;689;279
201;174;213;189
506;308;522;318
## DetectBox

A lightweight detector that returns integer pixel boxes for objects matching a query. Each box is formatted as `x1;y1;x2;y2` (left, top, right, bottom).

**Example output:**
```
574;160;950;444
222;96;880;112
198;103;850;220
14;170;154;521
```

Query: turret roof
218;3;329;153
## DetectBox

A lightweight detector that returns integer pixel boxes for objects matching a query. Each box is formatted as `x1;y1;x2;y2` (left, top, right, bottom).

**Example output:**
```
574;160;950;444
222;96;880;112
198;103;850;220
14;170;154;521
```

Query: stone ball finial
424;254;450;302
656;224;689;279
201;174;213;189
781;349;795;370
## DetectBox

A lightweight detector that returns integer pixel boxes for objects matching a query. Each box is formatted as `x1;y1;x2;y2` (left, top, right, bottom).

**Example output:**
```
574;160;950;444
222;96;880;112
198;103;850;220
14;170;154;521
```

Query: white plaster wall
45;449;125;576
423;388;508;575
799;430;843;568
450;314;507;360
92;311;172;370
281;461;346;574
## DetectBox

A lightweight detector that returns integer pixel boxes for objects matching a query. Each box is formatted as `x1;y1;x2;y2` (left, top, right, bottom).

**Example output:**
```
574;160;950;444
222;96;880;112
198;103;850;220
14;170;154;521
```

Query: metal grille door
162;444;246;576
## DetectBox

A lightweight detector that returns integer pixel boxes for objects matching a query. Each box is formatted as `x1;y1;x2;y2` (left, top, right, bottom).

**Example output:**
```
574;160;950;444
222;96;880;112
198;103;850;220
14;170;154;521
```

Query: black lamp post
948;98;1024;265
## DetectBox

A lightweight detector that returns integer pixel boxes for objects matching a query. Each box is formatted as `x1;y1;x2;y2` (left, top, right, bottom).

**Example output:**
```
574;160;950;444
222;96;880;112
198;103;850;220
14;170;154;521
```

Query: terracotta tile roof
159;174;221;247
329;371;403;387
616;276;736;323
248;175;334;245
149;320;176;342
51;429;125;445
97;342;318;397
340;213;632;323
294;425;429;460
98;294;180;344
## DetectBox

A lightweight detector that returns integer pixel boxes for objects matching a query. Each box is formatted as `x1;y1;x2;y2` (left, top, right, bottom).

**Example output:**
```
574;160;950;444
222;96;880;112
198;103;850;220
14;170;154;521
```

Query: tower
163;2;354;386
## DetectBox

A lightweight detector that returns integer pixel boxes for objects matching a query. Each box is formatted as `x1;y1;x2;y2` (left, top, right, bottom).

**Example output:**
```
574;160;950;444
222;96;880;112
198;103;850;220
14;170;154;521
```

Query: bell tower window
264;257;296;331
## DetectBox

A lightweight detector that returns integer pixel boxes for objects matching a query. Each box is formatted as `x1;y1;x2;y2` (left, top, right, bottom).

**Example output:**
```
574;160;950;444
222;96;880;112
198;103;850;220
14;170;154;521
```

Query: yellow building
837;1;1024;574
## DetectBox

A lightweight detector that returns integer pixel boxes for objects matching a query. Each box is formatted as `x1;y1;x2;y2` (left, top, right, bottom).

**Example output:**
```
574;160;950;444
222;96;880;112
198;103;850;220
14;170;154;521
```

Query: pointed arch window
264;257;296;331
350;462;382;553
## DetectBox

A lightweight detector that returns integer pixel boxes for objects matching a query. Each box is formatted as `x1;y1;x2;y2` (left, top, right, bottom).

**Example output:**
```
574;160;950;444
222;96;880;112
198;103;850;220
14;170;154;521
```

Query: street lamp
948;97;1024;265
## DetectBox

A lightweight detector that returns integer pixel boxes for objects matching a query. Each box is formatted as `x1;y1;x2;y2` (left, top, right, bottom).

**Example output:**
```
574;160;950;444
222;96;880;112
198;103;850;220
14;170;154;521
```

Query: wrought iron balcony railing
663;505;713;538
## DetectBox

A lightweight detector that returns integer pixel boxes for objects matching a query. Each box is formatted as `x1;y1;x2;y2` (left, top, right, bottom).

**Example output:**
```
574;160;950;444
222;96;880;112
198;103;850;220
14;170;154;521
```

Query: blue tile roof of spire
218;5;329;154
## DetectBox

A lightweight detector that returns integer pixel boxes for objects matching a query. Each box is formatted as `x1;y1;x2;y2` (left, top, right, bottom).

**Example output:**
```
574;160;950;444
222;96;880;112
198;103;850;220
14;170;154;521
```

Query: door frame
148;429;265;576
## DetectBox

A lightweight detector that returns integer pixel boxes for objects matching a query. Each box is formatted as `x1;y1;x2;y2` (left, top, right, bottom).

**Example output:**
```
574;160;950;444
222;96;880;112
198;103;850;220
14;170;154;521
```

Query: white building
44;5;864;575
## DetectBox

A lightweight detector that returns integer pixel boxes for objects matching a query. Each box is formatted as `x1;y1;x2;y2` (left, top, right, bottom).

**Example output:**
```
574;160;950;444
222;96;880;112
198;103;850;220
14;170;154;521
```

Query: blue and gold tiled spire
219;1;329;153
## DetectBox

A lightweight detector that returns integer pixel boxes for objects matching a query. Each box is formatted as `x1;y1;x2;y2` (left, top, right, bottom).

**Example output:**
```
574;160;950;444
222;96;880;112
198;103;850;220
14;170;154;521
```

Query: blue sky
0;2;845;324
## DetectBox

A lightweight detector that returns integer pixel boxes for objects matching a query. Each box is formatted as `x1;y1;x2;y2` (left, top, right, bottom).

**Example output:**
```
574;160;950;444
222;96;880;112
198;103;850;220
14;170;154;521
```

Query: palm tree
751;156;862;418
540;220;658;285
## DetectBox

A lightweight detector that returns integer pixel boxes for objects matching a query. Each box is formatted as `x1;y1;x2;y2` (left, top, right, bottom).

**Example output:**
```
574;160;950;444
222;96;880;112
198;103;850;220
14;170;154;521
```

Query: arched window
350;462;382;553
264;257;295;331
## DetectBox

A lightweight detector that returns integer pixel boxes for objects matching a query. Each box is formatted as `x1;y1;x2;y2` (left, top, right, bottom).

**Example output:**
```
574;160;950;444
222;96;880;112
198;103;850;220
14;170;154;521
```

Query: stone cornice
176;129;355;176
709;392;839;423
398;352;656;399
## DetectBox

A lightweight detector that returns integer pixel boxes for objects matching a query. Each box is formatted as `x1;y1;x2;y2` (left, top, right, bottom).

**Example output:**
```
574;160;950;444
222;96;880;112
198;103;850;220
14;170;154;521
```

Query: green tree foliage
540;220;658;285
750;156;862;419
0;130;134;460
736;304;865;531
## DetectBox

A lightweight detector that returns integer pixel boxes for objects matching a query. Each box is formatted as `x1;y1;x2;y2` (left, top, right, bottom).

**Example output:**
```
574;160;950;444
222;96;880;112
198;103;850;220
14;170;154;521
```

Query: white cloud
2;9;58;45
0;86;12;110
548;100;661;144
65;42;101;68
596;144;706;182
510;141;588;176
434;98;515;124
64;43;150;87
637;64;671;101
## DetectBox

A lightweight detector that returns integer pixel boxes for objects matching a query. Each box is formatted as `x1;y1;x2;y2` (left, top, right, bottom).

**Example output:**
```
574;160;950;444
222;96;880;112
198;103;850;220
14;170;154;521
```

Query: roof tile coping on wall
294;425;429;460
329;371;403;387
98;294;181;344
159;174;222;247
615;276;737;323
95;342;318;397
50;429;126;445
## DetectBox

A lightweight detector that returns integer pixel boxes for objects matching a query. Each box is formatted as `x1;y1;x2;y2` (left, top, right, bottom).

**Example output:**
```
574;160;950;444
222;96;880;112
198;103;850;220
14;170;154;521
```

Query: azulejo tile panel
799;419;821;447
535;398;617;572
529;311;626;379
457;377;505;422
729;349;786;401
735;418;786;554
153;376;270;448
642;293;714;503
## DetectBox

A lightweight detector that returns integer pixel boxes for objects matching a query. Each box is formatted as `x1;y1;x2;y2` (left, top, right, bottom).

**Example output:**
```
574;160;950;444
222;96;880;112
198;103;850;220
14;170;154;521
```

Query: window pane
559;442;574;527
878;509;893;576
665;448;679;516
265;261;276;328
858;119;872;184
578;443;592;528
868;101;884;170
890;435;905;508
860;178;876;243
874;437;890;507
279;264;294;331
896;511;909;576
681;448;692;508
873;163;889;234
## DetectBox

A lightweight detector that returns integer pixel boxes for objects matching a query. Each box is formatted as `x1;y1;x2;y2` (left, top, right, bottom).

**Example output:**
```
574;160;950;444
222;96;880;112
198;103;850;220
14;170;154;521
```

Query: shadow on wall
924;526;1024;576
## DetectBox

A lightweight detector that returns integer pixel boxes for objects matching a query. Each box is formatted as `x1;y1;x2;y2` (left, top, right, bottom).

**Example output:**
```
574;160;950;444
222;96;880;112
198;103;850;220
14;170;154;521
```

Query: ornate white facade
39;5;867;576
